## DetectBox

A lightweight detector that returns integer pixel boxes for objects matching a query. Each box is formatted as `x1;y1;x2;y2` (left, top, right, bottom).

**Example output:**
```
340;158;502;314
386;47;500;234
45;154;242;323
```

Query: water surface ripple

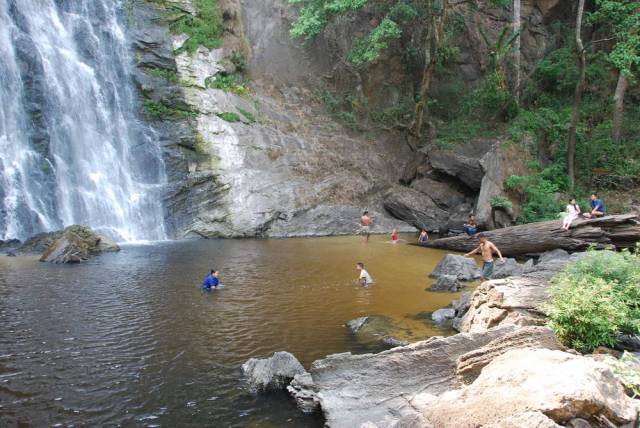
0;236;462;426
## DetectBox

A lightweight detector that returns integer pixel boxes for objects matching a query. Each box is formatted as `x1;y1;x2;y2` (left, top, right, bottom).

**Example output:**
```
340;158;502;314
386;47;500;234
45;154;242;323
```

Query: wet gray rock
346;315;416;348
287;326;516;427
493;258;524;279
615;334;640;352
383;337;409;348
409;177;466;210
452;292;473;331
14;231;62;255
430;275;461;292
383;186;449;232
538;248;570;264
242;351;306;393
431;308;455;326
39;225;119;264
427;141;492;191
431;254;481;281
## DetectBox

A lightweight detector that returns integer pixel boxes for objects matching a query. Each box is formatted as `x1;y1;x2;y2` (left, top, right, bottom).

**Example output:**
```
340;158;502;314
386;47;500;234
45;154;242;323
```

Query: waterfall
0;0;167;242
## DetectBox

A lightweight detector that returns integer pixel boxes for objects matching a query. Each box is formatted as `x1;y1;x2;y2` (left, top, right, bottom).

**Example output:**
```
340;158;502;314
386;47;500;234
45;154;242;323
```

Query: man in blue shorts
202;269;220;290
464;234;505;281
583;193;605;219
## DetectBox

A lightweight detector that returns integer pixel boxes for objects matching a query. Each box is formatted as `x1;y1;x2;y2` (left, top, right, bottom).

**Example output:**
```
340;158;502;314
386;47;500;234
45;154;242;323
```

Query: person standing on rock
356;262;374;287
359;211;373;243
464;234;504;281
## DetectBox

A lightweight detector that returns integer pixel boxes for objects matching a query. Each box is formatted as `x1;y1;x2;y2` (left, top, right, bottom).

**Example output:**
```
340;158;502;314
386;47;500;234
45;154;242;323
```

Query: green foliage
533;47;578;94
545;249;640;353
463;72;518;121
205;73;248;96
218;112;242;122
172;0;223;53
237;108;256;123
489;195;513;210
229;52;247;72
143;67;179;83
610;352;640;398
289;0;369;41
349;17;402;65
505;164;568;223
143;100;196;120
590;0;640;75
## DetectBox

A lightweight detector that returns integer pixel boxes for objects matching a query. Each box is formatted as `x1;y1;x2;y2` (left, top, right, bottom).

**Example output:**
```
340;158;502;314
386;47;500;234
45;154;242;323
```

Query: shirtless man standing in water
359;211;373;243
464;233;505;281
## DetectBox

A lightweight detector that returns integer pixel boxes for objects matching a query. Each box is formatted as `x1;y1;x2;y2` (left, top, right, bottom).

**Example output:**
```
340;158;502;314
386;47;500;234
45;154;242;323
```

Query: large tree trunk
612;72;629;144
567;0;586;191
409;0;447;148
421;214;640;256
513;0;521;102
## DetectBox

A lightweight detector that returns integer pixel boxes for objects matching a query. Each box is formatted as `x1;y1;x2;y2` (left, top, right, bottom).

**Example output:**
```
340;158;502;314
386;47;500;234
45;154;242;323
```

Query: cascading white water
0;0;167;242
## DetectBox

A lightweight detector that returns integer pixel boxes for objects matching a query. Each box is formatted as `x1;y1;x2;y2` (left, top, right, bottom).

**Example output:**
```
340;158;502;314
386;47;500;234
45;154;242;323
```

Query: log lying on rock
423;214;640;256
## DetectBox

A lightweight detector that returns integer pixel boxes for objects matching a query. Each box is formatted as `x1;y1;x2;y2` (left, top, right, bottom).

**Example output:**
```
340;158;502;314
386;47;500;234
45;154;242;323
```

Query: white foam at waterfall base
0;0;167;242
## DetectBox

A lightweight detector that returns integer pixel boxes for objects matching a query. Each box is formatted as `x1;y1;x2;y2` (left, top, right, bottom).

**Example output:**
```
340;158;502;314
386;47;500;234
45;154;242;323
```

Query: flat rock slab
288;326;516;428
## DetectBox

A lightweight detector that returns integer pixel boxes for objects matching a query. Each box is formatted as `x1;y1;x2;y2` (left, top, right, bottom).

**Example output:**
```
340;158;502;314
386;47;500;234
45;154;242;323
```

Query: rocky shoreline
242;249;640;427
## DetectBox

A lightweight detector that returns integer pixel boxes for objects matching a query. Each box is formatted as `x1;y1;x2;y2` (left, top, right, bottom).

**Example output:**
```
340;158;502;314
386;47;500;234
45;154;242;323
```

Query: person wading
464;233;505;281
359;211;373;243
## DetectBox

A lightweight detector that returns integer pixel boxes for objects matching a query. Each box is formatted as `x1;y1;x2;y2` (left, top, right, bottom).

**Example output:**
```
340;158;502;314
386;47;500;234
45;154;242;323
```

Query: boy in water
202;269;220;290
464;234;504;281
356;262;374;287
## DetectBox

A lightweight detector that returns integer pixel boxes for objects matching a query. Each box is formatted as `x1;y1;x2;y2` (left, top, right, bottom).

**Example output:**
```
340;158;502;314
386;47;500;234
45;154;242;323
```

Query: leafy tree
567;0;586;191
590;0;640;143
288;0;449;148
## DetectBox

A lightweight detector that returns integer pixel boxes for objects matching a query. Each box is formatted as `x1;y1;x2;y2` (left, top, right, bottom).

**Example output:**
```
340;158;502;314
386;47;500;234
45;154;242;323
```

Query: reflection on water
0;235;467;427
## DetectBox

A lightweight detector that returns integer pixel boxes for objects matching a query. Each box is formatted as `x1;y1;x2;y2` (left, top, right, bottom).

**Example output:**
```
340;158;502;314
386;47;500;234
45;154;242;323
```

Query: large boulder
475;143;528;229
429;275;461;292
458;276;549;333
409;177;466;210
39;225;119;263
242;351;306;393
287;326;517;427
417;349;639;427
456;326;564;383
493;258;524;279
383;186;448;231
430;254;481;281
427;141;492;191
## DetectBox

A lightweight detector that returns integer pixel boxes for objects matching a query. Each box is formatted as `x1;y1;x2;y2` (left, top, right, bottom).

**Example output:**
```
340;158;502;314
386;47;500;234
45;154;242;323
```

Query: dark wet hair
591;192;598;197
477;233;487;239
363;211;369;215
356;262;364;268
210;269;216;274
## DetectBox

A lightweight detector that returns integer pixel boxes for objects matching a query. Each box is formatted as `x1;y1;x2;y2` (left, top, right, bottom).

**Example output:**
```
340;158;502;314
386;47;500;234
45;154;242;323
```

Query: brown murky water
0;235;474;427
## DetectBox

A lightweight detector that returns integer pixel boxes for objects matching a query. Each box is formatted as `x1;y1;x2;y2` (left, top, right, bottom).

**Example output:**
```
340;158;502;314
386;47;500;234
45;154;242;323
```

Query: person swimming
202;269;220;290
356;262;374;287
391;228;398;243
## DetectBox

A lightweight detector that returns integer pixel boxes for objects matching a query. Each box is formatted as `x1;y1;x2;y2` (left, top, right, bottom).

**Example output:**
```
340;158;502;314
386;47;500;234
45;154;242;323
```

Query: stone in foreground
431;308;455;326
430;254;480;281
429;275;461;292
40;225;119;263
417;349;638;427
242;351;306;393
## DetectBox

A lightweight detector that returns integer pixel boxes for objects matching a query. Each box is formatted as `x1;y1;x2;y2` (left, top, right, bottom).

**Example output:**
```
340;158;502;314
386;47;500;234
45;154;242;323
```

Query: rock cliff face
128;0;570;238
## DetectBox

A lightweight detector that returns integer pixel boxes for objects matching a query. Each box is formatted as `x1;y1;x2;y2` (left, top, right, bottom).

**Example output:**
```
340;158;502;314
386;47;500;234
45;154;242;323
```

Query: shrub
463;72;518;122
172;0;223;53
218;112;241;122
489;195;513;210
545;249;640;353
205;73;248;96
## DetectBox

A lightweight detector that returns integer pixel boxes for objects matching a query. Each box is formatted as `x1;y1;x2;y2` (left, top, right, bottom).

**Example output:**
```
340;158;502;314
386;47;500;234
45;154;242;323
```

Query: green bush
218;112;241;122
545;249;640;353
463;72;518;122
143;100;196;120
505;164;568;223
172;0;223;53
205;73;248;96
143;67;179;83
489;195;513;210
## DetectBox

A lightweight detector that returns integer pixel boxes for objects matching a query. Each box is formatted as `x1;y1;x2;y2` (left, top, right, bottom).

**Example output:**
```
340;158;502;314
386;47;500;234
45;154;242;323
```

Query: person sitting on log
562;198;581;230
463;214;478;236
583;193;605;219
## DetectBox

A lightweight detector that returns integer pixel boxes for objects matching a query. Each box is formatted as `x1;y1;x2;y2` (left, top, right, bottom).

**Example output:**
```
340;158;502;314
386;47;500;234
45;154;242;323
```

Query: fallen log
423;214;640;257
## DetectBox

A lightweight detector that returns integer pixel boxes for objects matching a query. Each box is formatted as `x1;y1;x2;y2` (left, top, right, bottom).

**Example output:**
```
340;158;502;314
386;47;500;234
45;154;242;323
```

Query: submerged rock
345;315;415;348
383;337;409;348
417;349;638;427
430;254;480;281
431;308;455;327
241;351;306;393
429;274;461;292
39;225;119;263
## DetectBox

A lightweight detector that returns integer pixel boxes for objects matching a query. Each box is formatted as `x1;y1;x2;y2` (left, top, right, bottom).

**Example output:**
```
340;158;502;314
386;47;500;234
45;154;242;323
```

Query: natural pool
0;235;468;427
